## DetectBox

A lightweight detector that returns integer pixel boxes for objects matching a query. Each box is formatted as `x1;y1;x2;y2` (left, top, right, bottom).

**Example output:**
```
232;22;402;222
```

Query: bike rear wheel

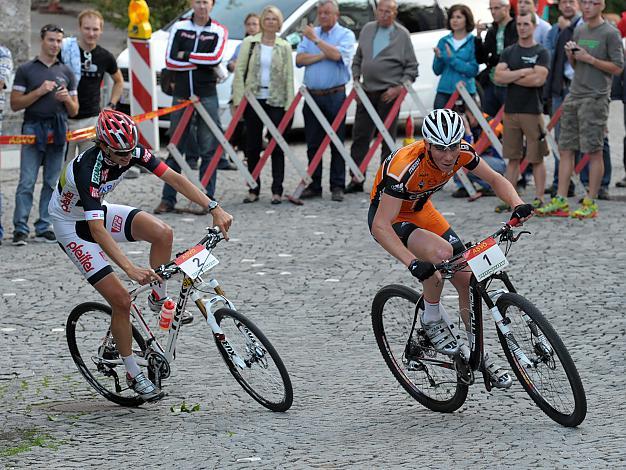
496;293;587;427
371;284;468;413
214;308;293;412
66;302;148;407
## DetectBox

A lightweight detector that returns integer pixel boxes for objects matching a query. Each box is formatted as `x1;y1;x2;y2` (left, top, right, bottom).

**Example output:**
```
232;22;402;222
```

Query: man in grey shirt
538;0;623;219
346;0;417;193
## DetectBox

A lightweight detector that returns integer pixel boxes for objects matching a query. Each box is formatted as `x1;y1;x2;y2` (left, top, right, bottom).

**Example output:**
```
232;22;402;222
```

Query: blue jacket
432;33;478;95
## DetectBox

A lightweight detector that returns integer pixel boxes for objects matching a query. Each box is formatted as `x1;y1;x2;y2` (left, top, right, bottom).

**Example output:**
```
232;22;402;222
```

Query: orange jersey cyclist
368;109;533;388
49;109;233;401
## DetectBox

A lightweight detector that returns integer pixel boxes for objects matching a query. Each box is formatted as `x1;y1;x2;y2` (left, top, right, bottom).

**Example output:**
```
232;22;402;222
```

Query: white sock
151;281;167;301
122;354;142;378
422;300;442;324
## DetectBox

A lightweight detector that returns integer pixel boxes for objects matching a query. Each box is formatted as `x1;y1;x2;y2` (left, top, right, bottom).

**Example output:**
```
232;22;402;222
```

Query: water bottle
159;299;176;331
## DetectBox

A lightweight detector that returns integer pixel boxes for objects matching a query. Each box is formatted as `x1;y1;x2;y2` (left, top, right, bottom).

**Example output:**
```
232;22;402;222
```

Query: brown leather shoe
154;201;175;214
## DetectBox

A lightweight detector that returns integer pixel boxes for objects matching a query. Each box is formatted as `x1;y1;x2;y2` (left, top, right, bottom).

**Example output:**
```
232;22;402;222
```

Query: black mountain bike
371;222;587;427
66;227;293;411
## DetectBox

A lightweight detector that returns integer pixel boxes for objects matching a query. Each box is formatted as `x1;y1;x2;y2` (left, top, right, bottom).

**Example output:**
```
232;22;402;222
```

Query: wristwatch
107;102;117;110
207;200;219;212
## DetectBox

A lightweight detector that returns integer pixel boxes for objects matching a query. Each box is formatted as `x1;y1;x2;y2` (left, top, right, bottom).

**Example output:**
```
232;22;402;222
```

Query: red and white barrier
128;38;159;150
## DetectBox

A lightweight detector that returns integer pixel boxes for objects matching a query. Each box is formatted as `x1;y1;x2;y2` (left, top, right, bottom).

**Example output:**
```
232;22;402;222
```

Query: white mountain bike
66;227;293;411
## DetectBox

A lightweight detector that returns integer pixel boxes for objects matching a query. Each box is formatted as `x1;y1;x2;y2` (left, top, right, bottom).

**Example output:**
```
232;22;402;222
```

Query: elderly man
346;0;417;194
296;0;356;202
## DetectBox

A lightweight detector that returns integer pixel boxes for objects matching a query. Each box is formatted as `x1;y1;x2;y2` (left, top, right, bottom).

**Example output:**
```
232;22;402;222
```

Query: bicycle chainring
147;351;171;380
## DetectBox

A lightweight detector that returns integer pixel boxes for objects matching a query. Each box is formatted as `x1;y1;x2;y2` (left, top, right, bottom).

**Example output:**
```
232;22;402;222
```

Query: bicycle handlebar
433;222;528;276
154;226;225;280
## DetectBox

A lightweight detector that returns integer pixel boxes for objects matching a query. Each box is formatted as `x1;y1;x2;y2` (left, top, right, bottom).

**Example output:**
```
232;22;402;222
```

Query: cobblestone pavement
0;103;624;468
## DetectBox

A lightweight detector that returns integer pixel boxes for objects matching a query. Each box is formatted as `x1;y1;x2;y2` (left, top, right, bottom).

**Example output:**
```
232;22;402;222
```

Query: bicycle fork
191;283;247;369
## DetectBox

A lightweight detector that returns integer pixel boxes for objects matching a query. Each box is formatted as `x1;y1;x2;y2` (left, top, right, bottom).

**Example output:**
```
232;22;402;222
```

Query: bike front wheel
371;284;468;413
66;302;148;407
214;308;293;412
496;293;587;427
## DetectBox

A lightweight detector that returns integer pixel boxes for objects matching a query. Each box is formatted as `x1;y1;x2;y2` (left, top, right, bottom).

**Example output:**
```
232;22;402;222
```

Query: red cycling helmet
96;109;138;152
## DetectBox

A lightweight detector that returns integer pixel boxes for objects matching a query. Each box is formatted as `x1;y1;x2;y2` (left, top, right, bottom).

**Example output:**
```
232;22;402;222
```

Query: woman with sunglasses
48;109;233;402
367;108;533;389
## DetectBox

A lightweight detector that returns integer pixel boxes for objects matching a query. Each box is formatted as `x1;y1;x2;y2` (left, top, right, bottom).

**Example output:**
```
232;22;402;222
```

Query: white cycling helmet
421;109;465;147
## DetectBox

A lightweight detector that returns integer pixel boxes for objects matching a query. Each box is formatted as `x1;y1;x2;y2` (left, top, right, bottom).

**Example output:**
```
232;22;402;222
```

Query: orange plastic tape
0;100;193;145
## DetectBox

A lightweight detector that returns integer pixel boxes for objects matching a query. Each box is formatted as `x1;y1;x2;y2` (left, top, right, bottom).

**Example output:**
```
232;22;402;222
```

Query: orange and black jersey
370;139;480;213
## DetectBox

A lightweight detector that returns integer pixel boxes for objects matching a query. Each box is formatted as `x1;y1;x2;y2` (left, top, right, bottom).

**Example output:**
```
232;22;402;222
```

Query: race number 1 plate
462;237;509;282
174;245;219;279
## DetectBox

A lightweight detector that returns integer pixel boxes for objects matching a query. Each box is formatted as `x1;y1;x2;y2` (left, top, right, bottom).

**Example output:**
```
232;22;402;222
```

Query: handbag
160;68;175;96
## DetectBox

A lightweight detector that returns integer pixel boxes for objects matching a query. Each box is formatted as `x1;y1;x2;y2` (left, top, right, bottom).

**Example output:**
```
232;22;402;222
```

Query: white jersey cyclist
49;145;168;285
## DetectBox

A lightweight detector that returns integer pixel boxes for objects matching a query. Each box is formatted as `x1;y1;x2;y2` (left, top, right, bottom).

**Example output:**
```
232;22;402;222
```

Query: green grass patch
0;429;63;458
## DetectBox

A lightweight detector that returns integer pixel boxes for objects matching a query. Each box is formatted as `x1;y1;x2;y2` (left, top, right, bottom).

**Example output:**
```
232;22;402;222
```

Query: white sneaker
484;352;513;389
126;372;164;402
420;311;461;356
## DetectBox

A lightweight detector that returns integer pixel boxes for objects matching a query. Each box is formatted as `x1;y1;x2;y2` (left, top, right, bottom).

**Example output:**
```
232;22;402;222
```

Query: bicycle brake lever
510;230;531;243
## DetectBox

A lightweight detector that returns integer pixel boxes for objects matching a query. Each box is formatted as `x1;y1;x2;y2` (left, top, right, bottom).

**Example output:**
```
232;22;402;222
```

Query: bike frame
127;272;236;366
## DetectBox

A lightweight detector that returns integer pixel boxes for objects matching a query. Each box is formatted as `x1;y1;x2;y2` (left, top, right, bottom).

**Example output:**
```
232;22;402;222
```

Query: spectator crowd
1;0;625;245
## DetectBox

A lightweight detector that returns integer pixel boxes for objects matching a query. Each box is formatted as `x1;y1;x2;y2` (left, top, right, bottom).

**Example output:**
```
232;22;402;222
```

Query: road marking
441;212;455;216
236;457;261;463
11;279;26;282
181;218;195;222
51;328;64;332
241;259;255;263
279;271;291;275
256;272;266;276
1;328;16;332
265;210;275;214
314;231;325;235
251;263;264;267
128;251;143;255
278;254;292;258
2;293;16;297
304;215;318;218
325;278;340;282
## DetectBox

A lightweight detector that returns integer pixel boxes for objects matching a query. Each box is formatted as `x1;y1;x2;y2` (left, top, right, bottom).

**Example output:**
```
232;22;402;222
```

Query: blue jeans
161;95;220;204
454;154;506;190
13;122;66;235
303;91;346;192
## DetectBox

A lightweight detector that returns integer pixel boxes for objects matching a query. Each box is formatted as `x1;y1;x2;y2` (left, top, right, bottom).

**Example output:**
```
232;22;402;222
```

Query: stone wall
0;0;30;136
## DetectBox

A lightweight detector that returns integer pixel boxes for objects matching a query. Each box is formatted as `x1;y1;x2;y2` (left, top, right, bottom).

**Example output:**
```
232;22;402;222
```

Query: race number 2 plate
462;237;509;282
174;245;219;279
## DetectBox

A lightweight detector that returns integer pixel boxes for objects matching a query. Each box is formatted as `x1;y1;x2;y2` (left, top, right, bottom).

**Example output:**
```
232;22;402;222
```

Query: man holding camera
10;24;78;246
538;0;623;219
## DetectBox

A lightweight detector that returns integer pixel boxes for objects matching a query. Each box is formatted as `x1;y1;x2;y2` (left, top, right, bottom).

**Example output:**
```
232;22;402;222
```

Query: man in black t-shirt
63;10;123;160
494;12;550;211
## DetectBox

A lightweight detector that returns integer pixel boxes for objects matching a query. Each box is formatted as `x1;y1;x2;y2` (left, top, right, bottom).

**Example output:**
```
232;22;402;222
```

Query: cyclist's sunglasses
41;24;64;38
432;143;460;152
107;147;133;157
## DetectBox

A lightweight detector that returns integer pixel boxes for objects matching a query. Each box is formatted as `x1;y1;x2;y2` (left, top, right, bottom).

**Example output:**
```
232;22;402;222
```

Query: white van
116;0;490;129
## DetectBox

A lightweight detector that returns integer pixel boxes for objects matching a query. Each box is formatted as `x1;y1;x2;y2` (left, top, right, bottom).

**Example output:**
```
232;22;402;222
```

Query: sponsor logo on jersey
390;183;404;192
111;215;123;233
448;234;459;244
90;186;100;198
98;182;115;195
407;156;422;174
101;169;109;181
60;191;75;212
91;154;103;185
99;251;108;261
66;241;95;273
141;149;152;163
